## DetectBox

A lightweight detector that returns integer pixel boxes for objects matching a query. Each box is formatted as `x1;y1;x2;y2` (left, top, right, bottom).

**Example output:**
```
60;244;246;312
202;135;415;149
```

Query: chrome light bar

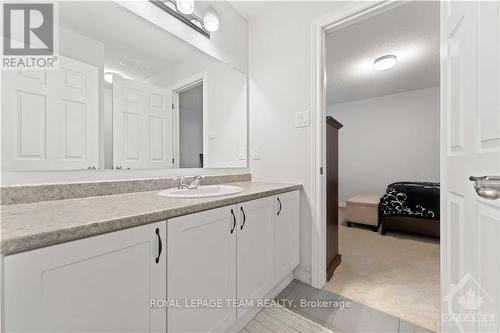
150;0;210;38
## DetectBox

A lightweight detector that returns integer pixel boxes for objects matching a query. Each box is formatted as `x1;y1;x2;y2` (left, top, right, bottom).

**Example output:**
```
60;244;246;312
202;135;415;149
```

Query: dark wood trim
326;254;342;281
326;116;343;129
326;116;342;282
380;216;440;238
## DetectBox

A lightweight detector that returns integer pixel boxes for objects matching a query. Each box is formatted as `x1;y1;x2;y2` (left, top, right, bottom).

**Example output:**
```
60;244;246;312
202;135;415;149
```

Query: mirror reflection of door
112;77;173;170
179;84;203;168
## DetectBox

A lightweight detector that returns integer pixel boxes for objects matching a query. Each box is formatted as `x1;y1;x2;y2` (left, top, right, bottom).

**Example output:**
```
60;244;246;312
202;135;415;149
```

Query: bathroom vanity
1;180;300;332
0;2;299;332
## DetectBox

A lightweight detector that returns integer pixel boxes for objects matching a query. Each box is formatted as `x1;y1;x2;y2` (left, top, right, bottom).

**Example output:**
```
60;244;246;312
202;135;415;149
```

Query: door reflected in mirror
1;1;247;171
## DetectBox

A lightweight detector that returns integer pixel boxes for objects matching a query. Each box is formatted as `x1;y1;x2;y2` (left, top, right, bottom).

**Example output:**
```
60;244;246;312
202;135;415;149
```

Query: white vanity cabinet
167;205;237;333
3;222;166;333
2;189;300;333
274;190;300;283
236;197;275;319
167;190;300;332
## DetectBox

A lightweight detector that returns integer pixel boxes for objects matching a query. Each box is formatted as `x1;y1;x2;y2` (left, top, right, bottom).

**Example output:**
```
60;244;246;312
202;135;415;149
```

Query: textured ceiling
326;1;440;105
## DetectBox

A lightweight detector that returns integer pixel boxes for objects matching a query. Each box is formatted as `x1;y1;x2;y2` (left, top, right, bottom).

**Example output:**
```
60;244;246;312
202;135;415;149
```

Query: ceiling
59;1;195;81
326;1;440;105
228;1;277;20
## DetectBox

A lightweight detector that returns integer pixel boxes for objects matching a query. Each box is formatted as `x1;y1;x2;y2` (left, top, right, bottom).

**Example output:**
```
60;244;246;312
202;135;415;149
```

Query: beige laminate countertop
0;181;301;255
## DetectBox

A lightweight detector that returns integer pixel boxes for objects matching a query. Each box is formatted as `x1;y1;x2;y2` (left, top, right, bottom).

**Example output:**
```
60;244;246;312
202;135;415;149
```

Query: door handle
470;176;500;200
155;228;162;264
240;206;246;230
277;197;282;216
230;209;236;234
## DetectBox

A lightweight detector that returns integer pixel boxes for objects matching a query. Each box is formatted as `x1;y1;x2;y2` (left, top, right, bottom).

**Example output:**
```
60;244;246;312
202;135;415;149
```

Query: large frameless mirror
1;1;247;171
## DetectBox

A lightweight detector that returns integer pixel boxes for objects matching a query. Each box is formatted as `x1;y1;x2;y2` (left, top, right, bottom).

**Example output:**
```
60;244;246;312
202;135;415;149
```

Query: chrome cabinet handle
470;176;500;200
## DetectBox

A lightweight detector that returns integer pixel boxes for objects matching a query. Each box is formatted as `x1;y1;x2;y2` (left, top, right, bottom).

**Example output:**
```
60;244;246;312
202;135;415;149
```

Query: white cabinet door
1;56;99;170
113;77;173;169
3;222;166;333
167;206;237;333
275;190;300;283
236;197;275;319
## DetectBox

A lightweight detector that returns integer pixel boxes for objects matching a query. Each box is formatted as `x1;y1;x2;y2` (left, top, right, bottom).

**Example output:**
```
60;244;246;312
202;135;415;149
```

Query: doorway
314;1;441;331
178;83;204;168
312;1;500;333
170;71;208;169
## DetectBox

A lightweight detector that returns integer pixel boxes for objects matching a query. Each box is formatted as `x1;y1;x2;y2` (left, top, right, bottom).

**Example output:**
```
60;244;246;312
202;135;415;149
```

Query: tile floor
275;280;435;333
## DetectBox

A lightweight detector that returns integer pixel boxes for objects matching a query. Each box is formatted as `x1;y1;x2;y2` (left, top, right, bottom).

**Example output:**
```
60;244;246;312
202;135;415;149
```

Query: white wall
116;0;248;74
327;87;440;203
248;1;347;283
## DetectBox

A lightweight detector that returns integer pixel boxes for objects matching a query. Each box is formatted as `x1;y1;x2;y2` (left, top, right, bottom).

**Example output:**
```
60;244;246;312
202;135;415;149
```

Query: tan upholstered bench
346;194;381;232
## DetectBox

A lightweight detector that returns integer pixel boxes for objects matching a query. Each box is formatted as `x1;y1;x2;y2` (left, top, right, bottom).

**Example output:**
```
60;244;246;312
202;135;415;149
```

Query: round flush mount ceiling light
203;6;219;32
373;55;397;71
176;0;194;14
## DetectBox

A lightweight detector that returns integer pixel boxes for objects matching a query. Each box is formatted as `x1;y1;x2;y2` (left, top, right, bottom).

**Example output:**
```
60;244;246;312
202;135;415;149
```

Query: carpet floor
324;213;440;332
241;306;334;333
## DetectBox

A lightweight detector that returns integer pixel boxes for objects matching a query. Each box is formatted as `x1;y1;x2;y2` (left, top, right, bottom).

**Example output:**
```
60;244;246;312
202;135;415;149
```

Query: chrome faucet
175;176;203;189
187;175;203;189
174;176;189;189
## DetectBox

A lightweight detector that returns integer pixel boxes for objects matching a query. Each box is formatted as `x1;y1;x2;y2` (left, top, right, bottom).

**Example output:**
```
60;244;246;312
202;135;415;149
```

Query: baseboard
293;267;311;285
226;273;294;333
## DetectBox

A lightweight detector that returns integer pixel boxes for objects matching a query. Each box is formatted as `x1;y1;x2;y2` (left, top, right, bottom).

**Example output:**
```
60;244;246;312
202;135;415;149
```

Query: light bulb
373;55;397;71
103;71;123;84
176;0;194;15
203;6;219;32
104;72;114;84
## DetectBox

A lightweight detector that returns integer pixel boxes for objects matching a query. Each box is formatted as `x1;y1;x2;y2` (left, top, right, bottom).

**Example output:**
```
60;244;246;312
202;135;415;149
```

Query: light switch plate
252;145;261;160
238;146;246;160
296;110;310;127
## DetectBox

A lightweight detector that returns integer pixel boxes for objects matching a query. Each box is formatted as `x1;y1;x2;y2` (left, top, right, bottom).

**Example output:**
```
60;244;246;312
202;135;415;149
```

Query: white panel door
275;191;300;283
167;206;237;333
1;56;98;170
113;77;173;169
3;222;166;333
236;197;275;319
441;2;500;332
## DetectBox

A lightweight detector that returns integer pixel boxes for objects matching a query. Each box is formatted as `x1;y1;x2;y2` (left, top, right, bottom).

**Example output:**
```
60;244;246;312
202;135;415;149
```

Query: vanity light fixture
203;6;219;32
150;0;219;38
373;55;397;71
176;0;194;14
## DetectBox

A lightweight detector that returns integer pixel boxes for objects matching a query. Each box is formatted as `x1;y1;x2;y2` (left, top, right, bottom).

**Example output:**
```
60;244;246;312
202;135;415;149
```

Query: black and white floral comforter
379;182;440;220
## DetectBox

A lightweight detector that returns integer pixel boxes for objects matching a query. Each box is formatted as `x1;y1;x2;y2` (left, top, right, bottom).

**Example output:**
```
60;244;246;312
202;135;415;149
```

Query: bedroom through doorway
323;2;441;332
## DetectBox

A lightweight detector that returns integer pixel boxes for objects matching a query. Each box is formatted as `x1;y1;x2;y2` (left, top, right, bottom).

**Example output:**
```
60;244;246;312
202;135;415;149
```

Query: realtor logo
3;3;53;55
2;2;58;69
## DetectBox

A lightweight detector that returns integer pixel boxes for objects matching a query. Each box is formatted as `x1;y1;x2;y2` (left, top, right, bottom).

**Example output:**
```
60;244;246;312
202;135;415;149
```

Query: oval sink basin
158;185;243;198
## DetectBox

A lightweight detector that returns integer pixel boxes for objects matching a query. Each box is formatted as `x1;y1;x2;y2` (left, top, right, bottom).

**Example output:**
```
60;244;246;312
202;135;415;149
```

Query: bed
379;181;440;237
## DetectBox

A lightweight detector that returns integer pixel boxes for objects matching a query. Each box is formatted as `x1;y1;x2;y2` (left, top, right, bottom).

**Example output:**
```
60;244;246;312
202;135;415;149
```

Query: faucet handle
187;175;203;189
174;176;188;189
